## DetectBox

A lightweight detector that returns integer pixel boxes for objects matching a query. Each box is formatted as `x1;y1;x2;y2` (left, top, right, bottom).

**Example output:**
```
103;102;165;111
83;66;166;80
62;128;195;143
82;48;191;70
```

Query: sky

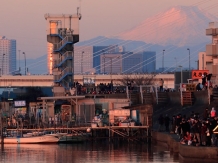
0;0;217;61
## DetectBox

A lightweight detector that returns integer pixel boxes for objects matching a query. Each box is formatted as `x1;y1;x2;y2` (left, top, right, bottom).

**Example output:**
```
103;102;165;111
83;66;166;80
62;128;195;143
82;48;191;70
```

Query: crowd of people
70;81;127;95
158;107;218;147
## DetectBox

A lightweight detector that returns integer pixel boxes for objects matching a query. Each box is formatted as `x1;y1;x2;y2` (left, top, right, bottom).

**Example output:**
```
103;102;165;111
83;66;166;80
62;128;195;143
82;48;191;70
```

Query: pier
6;125;150;143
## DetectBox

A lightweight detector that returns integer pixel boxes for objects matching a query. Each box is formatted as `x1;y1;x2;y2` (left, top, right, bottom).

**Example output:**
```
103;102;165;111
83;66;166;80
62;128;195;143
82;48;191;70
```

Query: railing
53;51;73;68
54;67;73;82
53;36;73;51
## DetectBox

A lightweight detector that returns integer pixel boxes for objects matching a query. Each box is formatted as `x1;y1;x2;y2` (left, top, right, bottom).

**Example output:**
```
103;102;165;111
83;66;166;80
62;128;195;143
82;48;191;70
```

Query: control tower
44;12;81;96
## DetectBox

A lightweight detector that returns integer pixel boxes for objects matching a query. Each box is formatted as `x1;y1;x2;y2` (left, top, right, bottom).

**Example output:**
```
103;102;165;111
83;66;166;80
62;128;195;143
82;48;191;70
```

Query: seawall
152;131;218;163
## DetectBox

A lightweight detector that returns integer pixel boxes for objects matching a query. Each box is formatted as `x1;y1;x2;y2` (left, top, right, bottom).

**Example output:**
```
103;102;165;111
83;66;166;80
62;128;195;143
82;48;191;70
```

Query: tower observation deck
44;13;82;96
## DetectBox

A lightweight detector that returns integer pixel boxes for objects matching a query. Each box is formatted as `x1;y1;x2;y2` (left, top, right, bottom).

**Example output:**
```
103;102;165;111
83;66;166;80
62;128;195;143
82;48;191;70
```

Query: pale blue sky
0;0;217;59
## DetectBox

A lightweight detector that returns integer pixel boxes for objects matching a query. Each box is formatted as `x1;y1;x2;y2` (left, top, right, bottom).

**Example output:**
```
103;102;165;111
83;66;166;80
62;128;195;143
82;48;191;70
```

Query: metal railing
53;36;73;51
53;51;73;68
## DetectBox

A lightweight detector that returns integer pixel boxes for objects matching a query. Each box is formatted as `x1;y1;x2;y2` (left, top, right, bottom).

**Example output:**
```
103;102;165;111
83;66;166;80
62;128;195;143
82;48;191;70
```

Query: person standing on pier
158;114;164;131
159;79;164;92
211;107;216;118
164;114;170;132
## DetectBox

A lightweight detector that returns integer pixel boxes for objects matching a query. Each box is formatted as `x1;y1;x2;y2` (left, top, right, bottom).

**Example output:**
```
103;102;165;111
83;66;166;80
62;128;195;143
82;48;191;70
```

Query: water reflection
0;143;180;163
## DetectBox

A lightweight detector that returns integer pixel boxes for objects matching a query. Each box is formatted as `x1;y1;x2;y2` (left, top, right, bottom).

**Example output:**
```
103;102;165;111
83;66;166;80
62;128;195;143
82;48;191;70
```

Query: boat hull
1;135;60;144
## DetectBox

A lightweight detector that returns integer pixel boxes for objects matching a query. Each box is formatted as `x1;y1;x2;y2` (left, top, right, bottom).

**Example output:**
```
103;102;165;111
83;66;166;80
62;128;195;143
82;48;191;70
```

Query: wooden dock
6;125;151;143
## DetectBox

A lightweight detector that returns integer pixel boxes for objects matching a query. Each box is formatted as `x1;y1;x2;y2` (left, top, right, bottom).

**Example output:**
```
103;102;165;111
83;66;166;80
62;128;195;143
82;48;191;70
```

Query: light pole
23;52;26;75
81;51;84;74
162;50;165;72
187;48;190;77
2;54;5;75
18;50;21;72
178;65;183;84
103;50;105;74
174;57;177;72
1;54;5;75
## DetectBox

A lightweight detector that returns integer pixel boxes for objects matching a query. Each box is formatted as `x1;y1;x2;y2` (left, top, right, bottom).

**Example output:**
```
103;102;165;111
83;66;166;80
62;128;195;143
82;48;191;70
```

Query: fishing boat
58;134;84;143
0;134;60;144
45;133;84;143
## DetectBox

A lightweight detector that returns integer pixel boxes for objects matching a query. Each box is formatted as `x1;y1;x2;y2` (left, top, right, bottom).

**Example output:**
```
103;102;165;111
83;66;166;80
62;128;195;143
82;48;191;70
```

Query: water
0;143;179;163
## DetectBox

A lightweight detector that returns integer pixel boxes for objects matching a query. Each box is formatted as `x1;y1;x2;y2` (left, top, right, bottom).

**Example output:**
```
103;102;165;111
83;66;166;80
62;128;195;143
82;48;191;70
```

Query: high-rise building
74;46;94;74
122;51;156;73
93;45;121;74
100;54;122;74
0;36;16;75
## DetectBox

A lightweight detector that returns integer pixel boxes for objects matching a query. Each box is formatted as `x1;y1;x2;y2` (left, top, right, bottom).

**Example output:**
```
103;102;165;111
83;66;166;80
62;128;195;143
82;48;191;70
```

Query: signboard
191;70;209;79
14;100;26;107
186;84;196;92
83;77;95;84
113;109;130;117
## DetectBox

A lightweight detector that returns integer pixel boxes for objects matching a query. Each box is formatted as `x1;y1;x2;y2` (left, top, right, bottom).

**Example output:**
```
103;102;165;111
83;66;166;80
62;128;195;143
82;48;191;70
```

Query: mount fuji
77;6;218;70
118;6;218;47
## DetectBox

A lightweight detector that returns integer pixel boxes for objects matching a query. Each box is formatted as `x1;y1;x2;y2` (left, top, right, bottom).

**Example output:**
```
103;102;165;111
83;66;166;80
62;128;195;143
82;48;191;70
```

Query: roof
37;96;85;100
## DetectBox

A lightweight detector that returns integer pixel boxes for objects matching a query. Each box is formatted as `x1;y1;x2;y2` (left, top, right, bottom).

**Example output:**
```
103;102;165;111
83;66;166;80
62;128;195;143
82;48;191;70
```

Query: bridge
0;74;174;88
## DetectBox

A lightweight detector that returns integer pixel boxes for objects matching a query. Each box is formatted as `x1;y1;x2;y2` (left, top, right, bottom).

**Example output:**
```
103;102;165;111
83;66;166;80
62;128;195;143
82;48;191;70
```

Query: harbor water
0;142;179;163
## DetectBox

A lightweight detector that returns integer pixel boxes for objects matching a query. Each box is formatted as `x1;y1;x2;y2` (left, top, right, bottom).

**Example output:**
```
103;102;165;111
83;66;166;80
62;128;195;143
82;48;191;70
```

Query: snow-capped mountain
118;6;218;47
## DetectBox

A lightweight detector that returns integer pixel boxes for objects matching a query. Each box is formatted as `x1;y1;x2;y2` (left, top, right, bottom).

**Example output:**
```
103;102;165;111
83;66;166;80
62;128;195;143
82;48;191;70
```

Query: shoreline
152;131;218;163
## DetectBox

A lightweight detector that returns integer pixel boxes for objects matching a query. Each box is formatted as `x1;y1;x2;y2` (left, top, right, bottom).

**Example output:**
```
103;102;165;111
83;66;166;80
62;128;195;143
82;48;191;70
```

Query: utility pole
202;54;204;70
23;52;26;75
2;54;5;75
187;48;191;78
18;50;21;72
162;50;165;72
81;51;84;74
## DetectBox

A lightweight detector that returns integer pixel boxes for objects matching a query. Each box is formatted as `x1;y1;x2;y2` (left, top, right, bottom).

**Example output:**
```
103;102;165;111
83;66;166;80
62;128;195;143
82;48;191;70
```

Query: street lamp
18;50;21;72
81;51;84;74
162;50;165;72
187;48;190;77
178;65;183;84
23;52;26;75
174;57;177;71
2;54;5;75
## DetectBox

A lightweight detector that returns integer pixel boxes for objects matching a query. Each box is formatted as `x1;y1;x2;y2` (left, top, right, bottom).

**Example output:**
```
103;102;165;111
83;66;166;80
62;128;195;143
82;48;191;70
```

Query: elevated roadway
0;74;174;88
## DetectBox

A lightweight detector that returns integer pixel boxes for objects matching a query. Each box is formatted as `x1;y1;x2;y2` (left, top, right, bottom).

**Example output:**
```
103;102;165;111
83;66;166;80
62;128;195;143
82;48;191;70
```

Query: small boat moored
0;135;60;144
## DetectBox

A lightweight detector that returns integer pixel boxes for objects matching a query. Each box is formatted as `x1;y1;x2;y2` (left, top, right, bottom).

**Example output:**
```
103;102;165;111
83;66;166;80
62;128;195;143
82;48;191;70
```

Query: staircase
142;93;154;104
182;91;194;106
212;88;218;102
157;92;169;105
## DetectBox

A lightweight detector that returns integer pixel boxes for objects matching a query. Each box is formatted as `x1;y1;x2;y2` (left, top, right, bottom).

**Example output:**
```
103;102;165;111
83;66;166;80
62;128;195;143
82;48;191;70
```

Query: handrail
53;36;73;51
54;67;73;81
53;51;73;67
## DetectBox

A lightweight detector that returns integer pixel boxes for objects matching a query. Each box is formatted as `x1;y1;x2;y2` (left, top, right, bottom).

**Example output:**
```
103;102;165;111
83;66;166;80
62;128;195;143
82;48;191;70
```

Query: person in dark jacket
192;118;201;145
164;114;170;132
181;118;190;138
158;114;164;132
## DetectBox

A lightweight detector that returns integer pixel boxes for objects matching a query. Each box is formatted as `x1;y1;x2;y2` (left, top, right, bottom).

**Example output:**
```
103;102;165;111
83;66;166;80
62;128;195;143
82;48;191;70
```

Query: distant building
0;36;16;75
74;45;155;74
74;46;94;74
100;53;122;74
123;51;156;73
93;45;121;74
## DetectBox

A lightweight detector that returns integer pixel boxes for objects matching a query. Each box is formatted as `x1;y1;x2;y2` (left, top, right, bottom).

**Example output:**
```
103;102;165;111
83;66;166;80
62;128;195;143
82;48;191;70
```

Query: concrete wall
193;90;209;105
166;91;209;106
152;131;218;163
168;92;181;105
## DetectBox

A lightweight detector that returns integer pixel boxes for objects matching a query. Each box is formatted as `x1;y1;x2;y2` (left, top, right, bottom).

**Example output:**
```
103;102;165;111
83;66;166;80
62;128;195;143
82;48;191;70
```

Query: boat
45;133;84;143
0;134;60;144
58;134;84;143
